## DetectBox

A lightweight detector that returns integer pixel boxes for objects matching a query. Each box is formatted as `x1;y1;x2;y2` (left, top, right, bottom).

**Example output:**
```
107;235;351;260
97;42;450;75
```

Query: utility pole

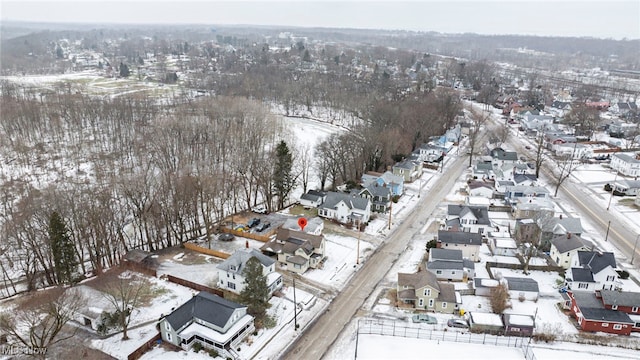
388;199;392;230
607;171;618;211
292;274;298;330
605;220;611;242
632;234;639;265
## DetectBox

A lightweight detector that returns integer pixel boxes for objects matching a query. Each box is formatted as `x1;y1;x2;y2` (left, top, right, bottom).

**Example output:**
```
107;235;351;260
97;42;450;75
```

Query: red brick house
568;291;636;335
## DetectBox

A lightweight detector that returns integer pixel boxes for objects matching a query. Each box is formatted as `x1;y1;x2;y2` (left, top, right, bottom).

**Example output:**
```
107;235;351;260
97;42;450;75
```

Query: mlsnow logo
1;345;47;356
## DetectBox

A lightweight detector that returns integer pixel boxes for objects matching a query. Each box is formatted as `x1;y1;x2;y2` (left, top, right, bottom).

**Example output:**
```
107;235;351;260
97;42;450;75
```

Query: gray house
159;292;255;355
437;230;483;262
426;248;474;281
299;190;326;208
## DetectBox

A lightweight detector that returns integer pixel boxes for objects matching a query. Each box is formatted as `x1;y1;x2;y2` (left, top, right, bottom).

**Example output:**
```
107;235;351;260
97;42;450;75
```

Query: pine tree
119;62;130;77
239;257;270;320
273;140;295;210
48;211;78;285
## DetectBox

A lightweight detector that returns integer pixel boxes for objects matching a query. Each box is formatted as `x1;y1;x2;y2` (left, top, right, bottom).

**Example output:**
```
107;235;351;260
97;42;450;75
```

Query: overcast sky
2;1;639;40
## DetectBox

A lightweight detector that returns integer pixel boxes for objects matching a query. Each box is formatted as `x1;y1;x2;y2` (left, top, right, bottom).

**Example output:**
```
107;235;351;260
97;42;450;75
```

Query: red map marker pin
298;217;308;231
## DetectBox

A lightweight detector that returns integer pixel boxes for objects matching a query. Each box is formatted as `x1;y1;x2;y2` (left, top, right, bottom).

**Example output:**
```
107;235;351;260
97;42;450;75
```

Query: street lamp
632;234;640;265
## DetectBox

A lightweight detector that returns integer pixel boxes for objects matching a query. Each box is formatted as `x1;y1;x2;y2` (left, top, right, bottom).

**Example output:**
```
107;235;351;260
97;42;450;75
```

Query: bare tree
533;128;547;178
467;107;491;167
101;273;151;340
553;142;581;197
0;289;85;358
490;283;511;314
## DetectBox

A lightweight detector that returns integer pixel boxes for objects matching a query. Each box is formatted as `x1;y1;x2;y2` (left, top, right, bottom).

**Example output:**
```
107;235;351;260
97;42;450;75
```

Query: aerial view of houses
0;3;639;360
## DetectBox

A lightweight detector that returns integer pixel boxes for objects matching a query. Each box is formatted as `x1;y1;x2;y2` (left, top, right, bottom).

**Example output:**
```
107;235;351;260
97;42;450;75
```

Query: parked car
411;314;437;324
252;205;267;214
255;222;271;232
219;233;235;242
447;319;468;328
247;218;261;228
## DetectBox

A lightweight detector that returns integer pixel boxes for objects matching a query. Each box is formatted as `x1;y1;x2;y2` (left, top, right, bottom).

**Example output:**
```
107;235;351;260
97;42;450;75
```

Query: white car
252;205;267;214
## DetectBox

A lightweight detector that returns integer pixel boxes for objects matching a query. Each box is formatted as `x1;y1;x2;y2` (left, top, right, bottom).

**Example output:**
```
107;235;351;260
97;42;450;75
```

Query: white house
446;204;491;234
565;251;619;292
216;248;283;296
549;233;593;269
610;153;640;177
299;190;326;208
426;248;473;282
160;292;254;356
318;192;371;224
466;180;495;198
281;216;324;235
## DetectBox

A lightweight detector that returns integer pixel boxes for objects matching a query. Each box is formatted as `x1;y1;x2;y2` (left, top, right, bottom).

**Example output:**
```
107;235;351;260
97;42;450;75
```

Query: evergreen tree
48;211;78;285
272;140;295;210
302;49;311;62
119;62;130;77
239;257;270;320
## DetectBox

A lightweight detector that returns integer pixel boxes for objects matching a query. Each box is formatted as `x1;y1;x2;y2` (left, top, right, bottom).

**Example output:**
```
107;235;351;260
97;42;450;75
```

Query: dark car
247;218;261;228
255;222;271;232
447;319;469;328
219;233;235;241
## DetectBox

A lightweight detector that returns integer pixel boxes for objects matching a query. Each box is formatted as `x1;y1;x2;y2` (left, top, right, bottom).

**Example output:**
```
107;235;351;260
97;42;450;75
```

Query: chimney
567;233;571;239
559;214;563;219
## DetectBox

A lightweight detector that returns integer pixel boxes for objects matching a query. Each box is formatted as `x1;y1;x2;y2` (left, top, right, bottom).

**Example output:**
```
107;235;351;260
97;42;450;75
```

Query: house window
578;283;588;289
165;322;170;331
613;324;623;330
424;289;431;296
632;307;638;313
167;333;172;342
612;305;618;310
418;298;424;307
606;275;616;281
442;302;447;309
227;282;236;290
436;270;443;275
602;323;609;327
428;299;434;308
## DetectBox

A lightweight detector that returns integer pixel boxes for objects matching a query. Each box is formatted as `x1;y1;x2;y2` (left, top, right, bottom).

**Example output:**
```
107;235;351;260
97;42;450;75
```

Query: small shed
505;277;539;301
489;237;518;257
473;278;500;297
502;314;535;337
468;312;504;334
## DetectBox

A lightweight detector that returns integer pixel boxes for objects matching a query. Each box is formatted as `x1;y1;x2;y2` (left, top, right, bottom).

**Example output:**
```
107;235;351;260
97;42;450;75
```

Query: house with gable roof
549;233;593;269
538;215;584;251
392;159;422;183
318;191;371;224
437;230;483;262
260;228;326;274
426;248;474;281
160;292;255;354
565;251;618;292
357;184;392;213
216;248;283;296
466;180;495;198
396;270;460;313
504;185;550;205
299;190;326;208
599;289;640;317
361;171;404;197
446;204;491;234
567;291;635;335
610;153;640;177
490;147;518;167
281;216;324;235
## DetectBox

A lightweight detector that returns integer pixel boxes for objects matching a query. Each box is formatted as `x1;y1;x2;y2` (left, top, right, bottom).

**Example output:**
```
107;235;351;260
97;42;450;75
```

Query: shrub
208;349;219;358
192;342;203;353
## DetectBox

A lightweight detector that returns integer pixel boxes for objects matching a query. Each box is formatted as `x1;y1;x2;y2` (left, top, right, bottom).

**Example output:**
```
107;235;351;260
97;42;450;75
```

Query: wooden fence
183;242;231;259
222;228;272;242
166;274;224;297
127;332;161;360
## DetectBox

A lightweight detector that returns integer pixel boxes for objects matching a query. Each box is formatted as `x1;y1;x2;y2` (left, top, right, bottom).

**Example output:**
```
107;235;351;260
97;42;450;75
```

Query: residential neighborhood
0;5;640;360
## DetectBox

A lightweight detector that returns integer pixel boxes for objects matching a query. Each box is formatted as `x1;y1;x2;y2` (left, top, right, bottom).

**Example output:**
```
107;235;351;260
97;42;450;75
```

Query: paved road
506;127;640;266
280;144;476;360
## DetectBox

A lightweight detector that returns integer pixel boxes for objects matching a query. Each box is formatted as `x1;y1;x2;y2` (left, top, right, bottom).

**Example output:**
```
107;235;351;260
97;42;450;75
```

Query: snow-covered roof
469;312;504;326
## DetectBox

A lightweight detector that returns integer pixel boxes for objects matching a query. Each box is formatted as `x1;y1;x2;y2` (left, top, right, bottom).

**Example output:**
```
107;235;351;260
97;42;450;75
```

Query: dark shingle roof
504;277;539;292
430;248;463;261
577;251;617;273
448;205;491;226
217;248;275;273
427;260;464;270
573;292;634;323
165;292;245;331
569;267;594;282
600;290;640;308
437;230;483;246
551;234;590;254
320;191;370;211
